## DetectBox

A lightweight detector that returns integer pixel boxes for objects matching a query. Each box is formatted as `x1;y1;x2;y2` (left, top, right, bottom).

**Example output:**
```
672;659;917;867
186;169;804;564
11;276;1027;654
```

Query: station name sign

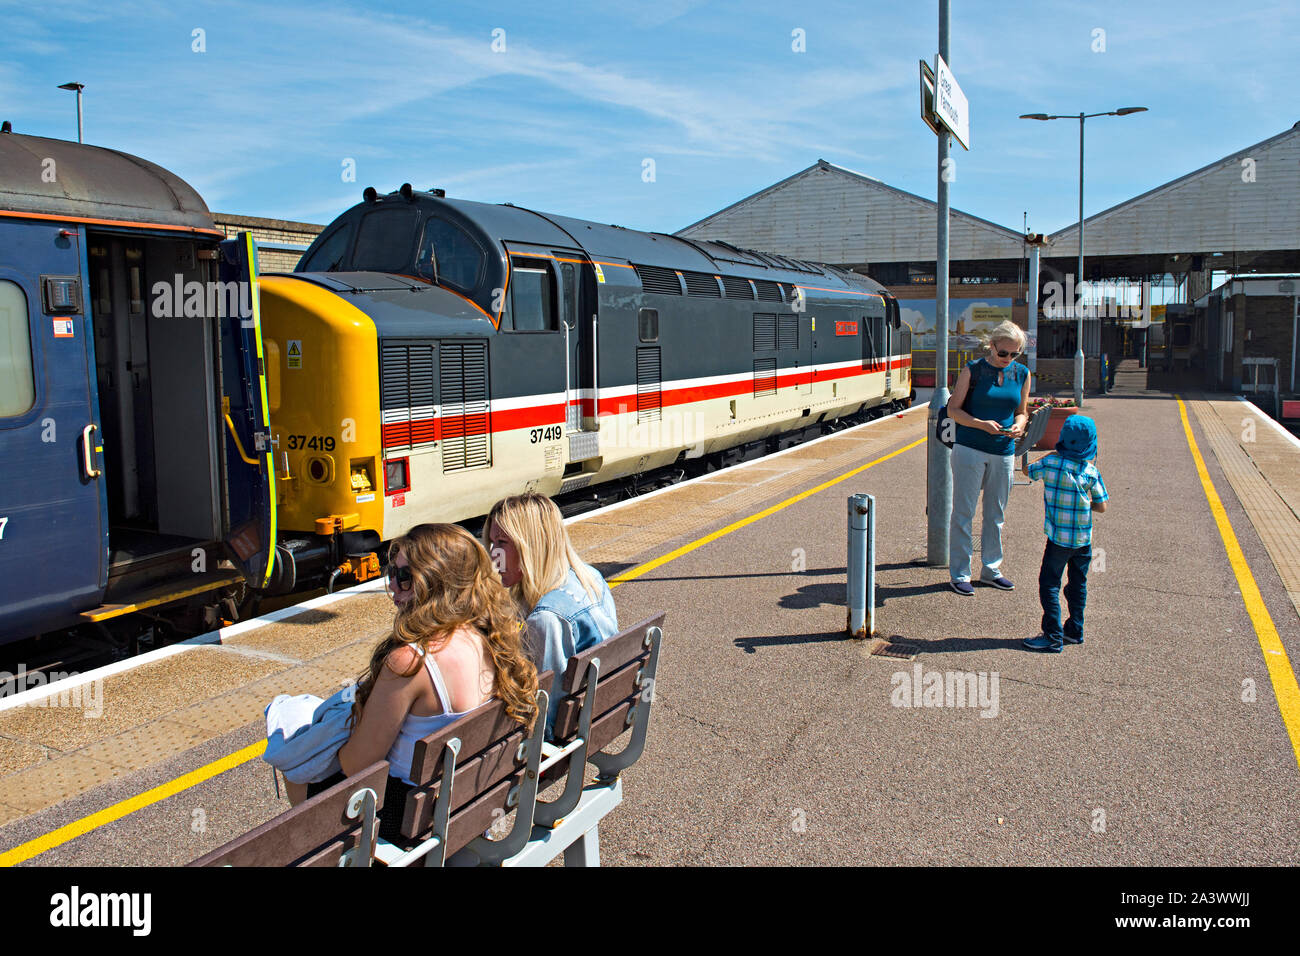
933;55;969;150
920;55;970;150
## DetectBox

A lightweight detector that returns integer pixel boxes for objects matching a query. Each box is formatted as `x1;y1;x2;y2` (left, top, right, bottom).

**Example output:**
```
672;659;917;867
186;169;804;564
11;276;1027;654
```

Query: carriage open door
218;233;277;591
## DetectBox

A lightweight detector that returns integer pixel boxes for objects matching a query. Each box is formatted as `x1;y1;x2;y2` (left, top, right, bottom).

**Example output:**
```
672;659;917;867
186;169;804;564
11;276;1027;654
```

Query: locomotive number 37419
529;425;562;444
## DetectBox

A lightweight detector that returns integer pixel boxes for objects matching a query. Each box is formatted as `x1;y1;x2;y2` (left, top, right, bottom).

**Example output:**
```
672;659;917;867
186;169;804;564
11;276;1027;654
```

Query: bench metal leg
563;828;600;867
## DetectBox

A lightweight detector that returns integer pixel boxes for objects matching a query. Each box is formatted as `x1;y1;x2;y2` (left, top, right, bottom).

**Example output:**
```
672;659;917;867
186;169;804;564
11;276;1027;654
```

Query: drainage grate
869;638;919;660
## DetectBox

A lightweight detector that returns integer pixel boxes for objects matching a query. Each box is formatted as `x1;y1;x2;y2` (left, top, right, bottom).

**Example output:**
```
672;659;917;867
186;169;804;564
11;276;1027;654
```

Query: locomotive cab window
351;206;421;274
0;280;35;417
299;223;354;272
506;258;556;332
416;217;484;293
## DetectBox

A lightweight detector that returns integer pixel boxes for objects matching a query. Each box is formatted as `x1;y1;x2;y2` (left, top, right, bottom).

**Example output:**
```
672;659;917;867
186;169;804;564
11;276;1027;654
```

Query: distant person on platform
944;320;1031;595
1020;415;1109;652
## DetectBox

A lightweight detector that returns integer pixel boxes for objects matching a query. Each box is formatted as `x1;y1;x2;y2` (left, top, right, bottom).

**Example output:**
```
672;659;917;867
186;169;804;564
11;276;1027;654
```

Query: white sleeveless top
385;642;481;786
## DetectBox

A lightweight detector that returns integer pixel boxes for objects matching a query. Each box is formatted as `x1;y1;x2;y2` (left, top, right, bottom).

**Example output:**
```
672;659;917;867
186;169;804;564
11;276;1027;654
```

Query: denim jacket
526;562;619;737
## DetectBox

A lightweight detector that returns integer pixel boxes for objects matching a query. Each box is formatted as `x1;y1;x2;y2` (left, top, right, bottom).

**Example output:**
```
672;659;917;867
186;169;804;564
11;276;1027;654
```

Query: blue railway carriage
0;132;277;646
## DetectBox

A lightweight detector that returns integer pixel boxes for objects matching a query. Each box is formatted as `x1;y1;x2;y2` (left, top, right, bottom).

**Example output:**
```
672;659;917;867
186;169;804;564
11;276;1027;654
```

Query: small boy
1020;415;1108;653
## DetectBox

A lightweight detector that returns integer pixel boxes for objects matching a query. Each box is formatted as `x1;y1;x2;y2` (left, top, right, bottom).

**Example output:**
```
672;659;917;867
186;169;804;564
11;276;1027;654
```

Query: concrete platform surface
2;378;1298;866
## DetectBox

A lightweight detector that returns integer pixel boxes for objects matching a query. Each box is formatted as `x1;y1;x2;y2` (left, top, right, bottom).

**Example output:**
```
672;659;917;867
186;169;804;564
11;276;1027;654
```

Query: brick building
212;213;324;274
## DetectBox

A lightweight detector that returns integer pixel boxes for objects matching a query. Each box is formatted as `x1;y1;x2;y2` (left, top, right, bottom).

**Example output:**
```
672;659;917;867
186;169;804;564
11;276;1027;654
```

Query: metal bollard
847;493;876;638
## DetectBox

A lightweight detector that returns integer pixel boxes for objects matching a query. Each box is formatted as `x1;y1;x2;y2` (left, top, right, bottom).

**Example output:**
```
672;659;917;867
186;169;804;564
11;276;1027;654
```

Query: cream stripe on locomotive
377;354;910;539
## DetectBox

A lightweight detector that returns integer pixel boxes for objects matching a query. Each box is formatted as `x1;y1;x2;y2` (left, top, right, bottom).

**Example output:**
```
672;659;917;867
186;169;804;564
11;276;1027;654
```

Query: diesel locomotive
257;185;912;590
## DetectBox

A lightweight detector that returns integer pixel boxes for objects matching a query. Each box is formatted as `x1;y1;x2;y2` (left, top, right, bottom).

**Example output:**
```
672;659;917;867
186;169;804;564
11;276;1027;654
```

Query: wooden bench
190;613;665;868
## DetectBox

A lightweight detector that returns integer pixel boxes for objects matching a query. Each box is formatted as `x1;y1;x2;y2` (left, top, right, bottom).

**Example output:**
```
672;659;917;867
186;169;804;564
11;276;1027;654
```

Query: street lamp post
58;82;84;143
1020;106;1147;407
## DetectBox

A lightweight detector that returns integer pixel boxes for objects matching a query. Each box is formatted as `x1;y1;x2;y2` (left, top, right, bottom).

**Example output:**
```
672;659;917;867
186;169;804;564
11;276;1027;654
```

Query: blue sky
2;0;1294;237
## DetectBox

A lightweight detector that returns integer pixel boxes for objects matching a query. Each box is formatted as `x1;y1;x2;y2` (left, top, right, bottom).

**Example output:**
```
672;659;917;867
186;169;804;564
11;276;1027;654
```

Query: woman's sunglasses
994;348;1020;358
386;564;413;591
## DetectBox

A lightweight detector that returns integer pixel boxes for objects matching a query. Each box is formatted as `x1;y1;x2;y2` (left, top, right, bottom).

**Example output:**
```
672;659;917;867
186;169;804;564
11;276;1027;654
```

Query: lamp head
58;82;84;92
1115;106;1148;116
1019;113;1051;121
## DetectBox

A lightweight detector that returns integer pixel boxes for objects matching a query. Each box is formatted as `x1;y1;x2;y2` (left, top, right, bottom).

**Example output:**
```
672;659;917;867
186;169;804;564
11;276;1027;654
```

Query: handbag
935;361;988;449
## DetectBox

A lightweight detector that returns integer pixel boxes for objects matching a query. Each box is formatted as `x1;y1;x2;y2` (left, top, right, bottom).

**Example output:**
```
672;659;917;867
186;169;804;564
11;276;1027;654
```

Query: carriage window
508;262;555;332
0;281;35;417
351;206;420;273
416;218;484;293
299;223;354;272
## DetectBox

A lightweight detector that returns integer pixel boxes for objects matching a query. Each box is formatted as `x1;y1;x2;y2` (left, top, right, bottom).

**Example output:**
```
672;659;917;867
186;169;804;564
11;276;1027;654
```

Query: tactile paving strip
240;665;346;703
0;802;27;828
73;719;210;773
168;692;268;737
1193;398;1300;618
0;753;127;812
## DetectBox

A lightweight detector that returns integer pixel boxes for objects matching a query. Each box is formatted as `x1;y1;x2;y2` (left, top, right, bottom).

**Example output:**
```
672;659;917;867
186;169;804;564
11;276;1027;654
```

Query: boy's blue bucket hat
1056;414;1097;461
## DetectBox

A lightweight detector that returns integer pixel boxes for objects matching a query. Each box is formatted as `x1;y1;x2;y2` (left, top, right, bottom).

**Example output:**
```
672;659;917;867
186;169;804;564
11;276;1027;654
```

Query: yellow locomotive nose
258;275;384;545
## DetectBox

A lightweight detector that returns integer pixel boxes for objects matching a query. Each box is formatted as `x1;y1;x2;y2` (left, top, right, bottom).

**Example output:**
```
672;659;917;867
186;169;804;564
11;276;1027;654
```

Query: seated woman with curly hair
300;523;539;842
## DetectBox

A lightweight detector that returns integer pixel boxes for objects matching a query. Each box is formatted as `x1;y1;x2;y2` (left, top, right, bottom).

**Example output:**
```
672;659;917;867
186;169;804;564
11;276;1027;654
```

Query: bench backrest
552;612;664;744
189;761;389;867
396;671;554;857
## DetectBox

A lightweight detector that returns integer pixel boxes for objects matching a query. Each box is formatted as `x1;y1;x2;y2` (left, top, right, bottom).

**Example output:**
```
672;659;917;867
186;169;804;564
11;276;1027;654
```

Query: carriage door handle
81;424;103;479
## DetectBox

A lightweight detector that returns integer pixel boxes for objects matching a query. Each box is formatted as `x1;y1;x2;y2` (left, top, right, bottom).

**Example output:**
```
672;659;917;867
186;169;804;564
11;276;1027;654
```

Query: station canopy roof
0;131;215;233
677;123;1300;279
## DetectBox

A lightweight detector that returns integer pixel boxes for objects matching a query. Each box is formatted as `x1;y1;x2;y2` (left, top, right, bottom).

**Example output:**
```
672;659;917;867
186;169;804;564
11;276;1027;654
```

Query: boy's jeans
949;442;1013;583
1039;539;1092;641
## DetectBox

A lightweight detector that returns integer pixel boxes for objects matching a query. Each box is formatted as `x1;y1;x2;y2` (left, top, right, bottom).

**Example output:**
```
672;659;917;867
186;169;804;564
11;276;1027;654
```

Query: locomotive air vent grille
380;343;436;449
753;358;777;397
440;340;492;472
753;314;777;352
634;264;683;295
681;271;721;297
636;347;662;423
779;315;799;351
754;279;782;302
721;276;755;299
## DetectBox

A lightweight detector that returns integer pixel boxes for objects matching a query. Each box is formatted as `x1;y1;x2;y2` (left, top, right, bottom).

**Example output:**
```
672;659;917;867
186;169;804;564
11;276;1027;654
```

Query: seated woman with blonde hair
297;523;538;842
484;493;618;735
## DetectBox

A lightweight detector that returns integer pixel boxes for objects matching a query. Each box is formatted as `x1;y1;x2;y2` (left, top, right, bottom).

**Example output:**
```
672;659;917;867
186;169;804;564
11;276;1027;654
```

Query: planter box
1033;406;1078;450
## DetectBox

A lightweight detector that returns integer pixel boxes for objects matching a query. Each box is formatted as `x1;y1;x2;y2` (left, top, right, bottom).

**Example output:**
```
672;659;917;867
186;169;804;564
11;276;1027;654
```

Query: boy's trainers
1063;633;1084;645
1023;635;1062;653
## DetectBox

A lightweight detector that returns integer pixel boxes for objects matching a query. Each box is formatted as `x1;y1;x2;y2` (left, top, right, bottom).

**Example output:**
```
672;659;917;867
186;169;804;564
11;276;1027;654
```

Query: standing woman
945;320;1031;596
484;493;618;734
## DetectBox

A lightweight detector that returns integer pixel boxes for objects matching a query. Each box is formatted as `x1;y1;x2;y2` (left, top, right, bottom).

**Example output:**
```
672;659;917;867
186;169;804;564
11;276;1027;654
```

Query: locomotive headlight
305;455;334;484
384;458;409;494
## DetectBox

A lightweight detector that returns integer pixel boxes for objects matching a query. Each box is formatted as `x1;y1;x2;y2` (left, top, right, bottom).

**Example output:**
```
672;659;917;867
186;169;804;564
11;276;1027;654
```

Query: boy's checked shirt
1026;453;1109;549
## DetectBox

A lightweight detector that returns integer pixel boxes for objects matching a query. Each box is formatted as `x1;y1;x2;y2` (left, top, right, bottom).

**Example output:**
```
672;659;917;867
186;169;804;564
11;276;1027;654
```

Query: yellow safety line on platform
0;740;267;867
1178;397;1300;770
609;436;926;588
4;431;924;865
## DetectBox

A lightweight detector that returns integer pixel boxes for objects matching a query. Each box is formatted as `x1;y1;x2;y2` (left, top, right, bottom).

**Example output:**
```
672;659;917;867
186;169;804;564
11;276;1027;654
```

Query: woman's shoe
982;575;1015;590
950;581;975;596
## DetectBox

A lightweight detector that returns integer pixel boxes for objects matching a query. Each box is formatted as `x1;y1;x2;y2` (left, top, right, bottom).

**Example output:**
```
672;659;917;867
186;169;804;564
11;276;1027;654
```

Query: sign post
924;0;964;567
